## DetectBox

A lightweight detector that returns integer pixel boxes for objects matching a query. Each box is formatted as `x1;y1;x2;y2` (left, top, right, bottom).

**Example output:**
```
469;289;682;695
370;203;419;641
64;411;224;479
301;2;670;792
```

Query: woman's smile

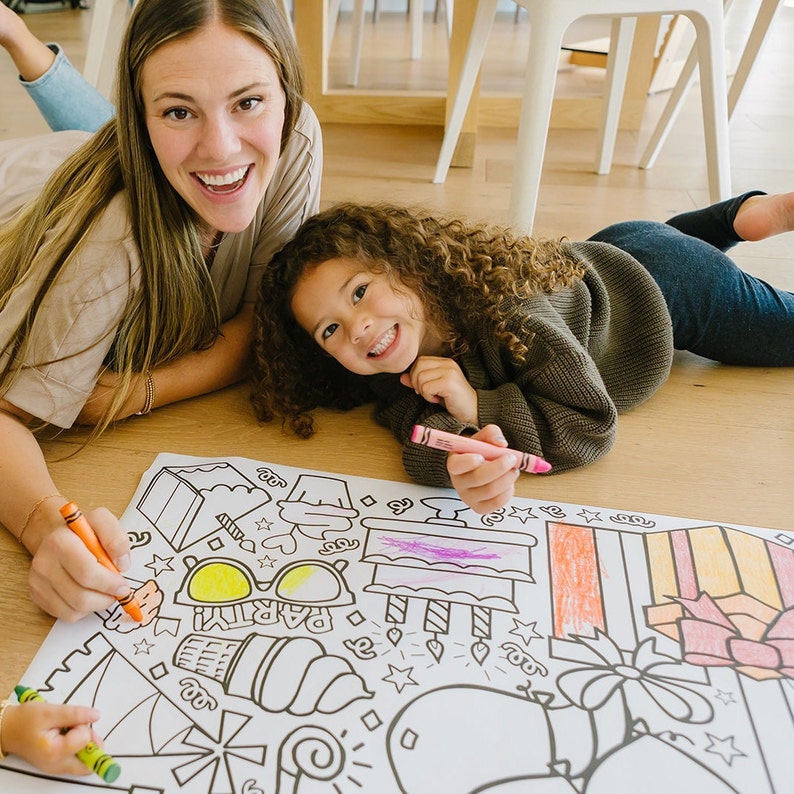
194;165;252;196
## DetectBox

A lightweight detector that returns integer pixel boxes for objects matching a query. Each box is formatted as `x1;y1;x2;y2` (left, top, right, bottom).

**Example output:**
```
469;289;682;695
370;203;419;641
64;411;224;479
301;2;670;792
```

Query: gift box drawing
643;525;794;681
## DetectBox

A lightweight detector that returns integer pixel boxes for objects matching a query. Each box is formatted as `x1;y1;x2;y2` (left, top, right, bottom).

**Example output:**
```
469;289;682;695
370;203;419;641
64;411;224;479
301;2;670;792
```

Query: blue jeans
589;193;794;366
21;44;113;132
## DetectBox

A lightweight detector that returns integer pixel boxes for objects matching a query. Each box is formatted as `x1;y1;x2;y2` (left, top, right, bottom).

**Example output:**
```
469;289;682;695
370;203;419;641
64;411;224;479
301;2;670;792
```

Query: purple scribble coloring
380;536;500;561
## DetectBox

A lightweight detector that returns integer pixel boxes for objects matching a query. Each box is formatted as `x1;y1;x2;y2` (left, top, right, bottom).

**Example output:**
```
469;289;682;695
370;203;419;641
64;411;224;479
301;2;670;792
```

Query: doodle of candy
174;632;372;715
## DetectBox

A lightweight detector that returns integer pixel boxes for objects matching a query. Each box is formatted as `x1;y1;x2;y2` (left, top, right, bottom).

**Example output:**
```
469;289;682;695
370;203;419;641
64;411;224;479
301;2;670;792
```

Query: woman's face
141;20;286;236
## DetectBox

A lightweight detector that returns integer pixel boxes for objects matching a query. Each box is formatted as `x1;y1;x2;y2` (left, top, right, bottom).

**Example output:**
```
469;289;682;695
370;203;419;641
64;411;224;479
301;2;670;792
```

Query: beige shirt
0;105;322;428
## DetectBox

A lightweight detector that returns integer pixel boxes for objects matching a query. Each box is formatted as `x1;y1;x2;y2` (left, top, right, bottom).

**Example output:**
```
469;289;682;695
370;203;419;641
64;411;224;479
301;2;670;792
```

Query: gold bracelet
0;699;10;761
16;493;65;546
136;371;155;416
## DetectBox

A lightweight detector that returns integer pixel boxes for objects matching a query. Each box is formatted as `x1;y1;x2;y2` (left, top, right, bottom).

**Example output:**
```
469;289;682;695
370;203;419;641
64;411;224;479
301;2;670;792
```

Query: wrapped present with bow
643;524;794;680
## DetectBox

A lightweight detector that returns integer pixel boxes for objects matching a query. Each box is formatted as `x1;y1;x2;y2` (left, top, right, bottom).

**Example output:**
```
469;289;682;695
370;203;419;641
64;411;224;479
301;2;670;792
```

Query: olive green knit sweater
372;240;674;488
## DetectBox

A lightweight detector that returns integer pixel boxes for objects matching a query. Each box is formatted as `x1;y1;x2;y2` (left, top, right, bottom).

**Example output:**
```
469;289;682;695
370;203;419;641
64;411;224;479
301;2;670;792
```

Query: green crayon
14;685;121;783
14;685;44;703
75;741;121;783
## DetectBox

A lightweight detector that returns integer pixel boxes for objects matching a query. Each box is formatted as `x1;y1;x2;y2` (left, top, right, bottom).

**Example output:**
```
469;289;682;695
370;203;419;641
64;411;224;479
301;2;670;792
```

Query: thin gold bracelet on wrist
136;371;155;416
16;493;65;546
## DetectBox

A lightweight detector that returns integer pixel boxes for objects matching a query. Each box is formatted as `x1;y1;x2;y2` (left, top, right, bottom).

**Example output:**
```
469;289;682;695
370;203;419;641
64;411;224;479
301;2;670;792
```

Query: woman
0;0;321;621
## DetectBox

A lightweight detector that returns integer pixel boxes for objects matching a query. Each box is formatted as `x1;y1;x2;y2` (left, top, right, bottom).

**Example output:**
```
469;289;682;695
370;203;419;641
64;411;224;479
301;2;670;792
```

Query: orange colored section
726;527;781;610
549;523;604;637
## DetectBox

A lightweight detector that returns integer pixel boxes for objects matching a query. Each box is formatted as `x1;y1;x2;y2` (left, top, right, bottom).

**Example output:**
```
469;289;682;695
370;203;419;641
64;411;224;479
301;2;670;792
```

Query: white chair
433;0;732;234
641;0;783;169
347;0;454;87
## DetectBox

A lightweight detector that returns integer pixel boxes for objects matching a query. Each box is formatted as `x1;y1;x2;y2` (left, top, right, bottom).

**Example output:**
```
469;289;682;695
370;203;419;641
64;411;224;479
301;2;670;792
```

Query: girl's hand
445;424;520;514
400;357;478;425
1;702;102;776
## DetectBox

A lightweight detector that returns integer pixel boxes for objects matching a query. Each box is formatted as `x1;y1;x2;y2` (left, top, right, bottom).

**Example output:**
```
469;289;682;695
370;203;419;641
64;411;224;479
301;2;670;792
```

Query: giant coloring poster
1;452;793;793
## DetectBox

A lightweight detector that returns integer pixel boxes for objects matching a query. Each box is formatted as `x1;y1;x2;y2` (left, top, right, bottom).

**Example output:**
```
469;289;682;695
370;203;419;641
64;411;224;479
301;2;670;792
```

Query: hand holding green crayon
14;686;121;783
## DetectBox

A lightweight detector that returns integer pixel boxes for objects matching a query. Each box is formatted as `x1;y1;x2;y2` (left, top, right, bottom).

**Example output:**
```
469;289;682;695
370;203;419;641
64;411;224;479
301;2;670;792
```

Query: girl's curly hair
250;202;584;438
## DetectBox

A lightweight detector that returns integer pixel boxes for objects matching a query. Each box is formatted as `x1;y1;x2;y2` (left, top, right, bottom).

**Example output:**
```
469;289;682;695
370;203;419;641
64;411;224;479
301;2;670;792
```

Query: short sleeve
1;195;140;428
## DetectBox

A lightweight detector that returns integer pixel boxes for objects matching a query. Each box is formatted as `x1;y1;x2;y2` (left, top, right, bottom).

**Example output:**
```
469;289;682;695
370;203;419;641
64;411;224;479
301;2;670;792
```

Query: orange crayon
59;501;143;622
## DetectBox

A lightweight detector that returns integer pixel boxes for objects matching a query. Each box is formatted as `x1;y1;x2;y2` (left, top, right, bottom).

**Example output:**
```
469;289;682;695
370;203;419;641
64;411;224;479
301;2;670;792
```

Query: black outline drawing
1;453;792;793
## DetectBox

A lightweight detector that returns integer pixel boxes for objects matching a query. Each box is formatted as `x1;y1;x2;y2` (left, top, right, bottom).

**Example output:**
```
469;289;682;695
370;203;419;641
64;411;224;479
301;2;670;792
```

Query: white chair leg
347;0;367;87
688;7;731;201
594;16;637;175
639;43;698;169
728;0;781;114
432;0;499;184
641;0;769;171
327;0;342;50
83;0;118;88
509;9;571;233
410;0;423;60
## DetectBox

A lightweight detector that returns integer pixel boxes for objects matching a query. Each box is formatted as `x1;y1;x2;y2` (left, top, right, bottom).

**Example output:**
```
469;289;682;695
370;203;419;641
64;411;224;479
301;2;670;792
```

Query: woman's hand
400;356;478;425
26;503;132;623
446;424;520;514
1;702;103;776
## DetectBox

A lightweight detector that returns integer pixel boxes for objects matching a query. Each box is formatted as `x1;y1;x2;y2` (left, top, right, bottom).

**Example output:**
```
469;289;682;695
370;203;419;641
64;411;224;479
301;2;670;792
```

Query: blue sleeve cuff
21;43;115;133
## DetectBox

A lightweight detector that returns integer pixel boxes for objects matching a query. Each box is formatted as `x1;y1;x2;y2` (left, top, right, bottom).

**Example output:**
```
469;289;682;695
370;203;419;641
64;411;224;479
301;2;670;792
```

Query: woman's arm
77;302;255;424
0;403;132;622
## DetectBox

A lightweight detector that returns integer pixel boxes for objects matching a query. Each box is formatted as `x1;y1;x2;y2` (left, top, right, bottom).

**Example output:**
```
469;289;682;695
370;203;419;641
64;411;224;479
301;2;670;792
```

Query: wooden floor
0;4;792;527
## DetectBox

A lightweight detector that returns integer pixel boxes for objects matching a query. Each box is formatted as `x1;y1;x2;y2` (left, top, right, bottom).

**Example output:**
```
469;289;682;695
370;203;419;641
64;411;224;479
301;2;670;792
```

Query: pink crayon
410;425;551;474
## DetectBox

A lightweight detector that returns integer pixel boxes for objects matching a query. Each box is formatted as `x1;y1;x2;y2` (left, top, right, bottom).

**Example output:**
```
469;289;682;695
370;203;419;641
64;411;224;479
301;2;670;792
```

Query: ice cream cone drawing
174;632;373;715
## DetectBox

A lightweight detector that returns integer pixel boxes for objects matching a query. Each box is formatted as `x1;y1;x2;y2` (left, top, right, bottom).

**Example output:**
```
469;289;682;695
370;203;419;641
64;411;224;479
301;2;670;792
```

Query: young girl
250;192;794;514
0;698;102;776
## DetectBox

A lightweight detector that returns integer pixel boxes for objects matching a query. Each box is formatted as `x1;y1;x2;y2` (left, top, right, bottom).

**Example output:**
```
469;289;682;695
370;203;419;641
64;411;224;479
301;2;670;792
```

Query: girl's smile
290;257;445;376
368;324;397;357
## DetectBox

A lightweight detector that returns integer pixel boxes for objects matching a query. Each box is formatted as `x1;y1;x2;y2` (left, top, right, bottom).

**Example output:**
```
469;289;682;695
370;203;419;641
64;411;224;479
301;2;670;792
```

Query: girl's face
142;20;286;237
290;257;446;376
